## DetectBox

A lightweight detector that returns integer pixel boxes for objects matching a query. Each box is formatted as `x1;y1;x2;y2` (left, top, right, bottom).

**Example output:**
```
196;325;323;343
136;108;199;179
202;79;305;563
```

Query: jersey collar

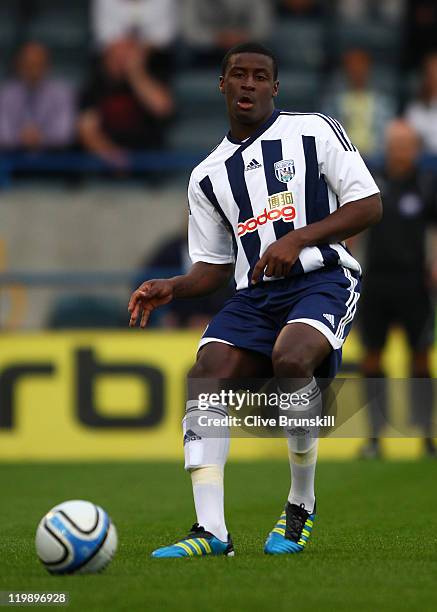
226;108;281;148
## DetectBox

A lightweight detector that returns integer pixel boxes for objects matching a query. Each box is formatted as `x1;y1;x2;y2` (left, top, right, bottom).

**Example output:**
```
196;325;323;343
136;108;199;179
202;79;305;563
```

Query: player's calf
265;377;320;554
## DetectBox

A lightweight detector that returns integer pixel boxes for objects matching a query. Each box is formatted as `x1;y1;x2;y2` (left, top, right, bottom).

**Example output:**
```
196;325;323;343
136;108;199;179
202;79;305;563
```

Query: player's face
219;53;279;127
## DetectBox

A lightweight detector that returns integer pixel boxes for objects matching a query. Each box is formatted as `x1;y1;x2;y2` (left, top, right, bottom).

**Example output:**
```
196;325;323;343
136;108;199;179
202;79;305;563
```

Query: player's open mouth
237;96;255;110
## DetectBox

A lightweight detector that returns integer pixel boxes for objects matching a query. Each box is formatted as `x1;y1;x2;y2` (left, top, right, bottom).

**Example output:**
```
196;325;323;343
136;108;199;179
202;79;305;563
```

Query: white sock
287;440;318;513
282;377;321;513
191;466;228;542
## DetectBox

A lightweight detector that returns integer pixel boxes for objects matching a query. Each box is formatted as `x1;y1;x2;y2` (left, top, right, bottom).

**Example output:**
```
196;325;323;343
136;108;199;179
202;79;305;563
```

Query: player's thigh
187;342;271;401
272;266;360;380
272;322;331;379
189;341;271;379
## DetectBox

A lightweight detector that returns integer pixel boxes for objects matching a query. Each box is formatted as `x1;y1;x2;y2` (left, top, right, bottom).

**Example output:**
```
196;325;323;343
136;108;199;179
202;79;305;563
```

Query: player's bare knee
272;349;315;379
188;359;213;379
189;345;243;379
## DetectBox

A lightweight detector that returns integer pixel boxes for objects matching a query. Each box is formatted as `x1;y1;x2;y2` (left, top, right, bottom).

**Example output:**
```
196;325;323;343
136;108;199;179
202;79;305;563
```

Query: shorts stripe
340;272;360;338
335;268;359;341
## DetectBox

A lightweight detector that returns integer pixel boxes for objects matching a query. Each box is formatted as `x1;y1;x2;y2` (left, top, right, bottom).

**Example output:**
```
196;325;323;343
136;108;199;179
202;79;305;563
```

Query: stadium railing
0;152;205;187
2;151;437;188
0;268;180;287
0;267;182;330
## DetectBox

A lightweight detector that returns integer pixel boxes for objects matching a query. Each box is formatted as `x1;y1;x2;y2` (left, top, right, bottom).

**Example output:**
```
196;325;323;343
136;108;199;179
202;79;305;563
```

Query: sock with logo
183;400;230;542
287;440;318;513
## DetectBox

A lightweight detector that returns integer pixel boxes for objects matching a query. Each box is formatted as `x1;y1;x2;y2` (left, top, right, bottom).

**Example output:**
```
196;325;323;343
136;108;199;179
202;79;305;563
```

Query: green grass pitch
0;460;436;612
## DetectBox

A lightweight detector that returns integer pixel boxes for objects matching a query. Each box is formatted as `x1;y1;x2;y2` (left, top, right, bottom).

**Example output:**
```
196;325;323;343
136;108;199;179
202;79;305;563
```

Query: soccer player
128;42;382;557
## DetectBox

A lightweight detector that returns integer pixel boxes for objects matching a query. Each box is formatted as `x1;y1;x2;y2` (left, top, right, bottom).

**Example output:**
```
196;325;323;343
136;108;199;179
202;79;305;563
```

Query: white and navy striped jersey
188;109;379;291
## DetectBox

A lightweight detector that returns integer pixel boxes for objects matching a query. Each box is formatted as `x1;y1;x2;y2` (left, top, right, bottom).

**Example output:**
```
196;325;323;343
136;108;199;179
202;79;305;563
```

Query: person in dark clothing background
78;37;173;168
359;118;437;458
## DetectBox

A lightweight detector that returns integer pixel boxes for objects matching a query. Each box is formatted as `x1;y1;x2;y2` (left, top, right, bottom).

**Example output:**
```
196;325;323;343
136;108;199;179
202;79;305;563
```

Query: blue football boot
152;523;234;558
264;501;316;554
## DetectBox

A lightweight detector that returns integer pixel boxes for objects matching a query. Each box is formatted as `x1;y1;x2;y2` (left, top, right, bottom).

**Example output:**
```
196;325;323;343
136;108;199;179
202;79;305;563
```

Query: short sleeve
315;116;380;206
188;174;235;265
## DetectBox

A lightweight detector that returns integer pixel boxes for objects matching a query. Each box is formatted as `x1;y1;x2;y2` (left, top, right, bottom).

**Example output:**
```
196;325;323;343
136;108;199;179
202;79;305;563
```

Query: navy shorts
199;266;361;378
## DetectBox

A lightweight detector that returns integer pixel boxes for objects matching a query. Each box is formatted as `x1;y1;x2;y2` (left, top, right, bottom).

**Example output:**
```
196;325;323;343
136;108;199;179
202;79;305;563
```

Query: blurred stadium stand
328;20;402;64
0;1;434;162
269;19;325;71
0;0;422;160
0;1;91;84
1;0;437;332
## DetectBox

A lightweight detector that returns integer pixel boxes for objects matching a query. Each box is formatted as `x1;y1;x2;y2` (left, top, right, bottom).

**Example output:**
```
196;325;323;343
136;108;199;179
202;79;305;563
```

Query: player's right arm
128;262;233;328
129;170;235;328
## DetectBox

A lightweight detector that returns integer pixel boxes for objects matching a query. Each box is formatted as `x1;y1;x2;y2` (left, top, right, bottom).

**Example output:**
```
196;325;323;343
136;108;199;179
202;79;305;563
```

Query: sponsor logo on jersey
238;204;296;237
268;191;293;209
274;159;295;183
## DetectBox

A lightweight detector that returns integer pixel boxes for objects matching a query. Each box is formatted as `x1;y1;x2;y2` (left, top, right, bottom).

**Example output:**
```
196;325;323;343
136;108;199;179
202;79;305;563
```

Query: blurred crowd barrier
0;186;188;329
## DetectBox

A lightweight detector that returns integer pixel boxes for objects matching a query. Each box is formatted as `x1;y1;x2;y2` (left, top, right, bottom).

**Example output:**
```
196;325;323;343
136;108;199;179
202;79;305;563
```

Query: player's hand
128;279;174;328
251;232;304;284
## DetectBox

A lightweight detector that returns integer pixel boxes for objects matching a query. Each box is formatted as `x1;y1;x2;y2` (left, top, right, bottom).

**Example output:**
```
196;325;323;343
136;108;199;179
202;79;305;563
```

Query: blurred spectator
404;0;437;67
182;0;272;67
337;0;404;23
359;119;437;458
138;227;233;328
323;49;396;157
78;38;173;167
278;0;324;18
0;42;75;151
405;53;437;154
92;0;178;50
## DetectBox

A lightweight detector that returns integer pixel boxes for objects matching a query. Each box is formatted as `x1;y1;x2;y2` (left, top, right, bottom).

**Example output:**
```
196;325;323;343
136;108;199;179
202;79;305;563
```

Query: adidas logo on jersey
323;313;335;328
245;158;262;171
183;429;202;445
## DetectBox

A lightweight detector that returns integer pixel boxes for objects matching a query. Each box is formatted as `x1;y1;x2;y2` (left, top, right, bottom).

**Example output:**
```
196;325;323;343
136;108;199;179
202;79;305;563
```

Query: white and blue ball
35;500;117;574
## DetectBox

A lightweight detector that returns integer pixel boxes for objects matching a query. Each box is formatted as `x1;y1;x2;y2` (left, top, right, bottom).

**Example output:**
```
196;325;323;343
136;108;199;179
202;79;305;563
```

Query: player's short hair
221;42;278;80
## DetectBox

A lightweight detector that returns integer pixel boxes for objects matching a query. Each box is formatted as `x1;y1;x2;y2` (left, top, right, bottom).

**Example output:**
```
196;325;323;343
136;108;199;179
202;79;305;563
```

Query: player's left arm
293;192;382;247
251;193;381;283
251;118;382;284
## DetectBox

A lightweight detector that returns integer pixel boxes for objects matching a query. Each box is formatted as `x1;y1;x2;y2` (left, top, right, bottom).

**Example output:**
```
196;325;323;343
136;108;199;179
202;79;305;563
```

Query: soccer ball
35;500;117;574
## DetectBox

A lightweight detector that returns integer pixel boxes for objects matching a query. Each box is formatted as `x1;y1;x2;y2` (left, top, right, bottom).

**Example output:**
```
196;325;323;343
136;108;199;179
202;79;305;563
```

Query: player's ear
273;80;279;98
219;76;225;94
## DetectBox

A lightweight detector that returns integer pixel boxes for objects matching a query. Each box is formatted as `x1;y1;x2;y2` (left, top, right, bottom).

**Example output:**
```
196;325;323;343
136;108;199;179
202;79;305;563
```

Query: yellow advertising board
0;331;429;460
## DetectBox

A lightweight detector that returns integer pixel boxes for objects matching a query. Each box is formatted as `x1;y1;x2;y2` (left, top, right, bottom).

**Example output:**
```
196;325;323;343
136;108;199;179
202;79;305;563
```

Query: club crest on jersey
274;159;295;183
